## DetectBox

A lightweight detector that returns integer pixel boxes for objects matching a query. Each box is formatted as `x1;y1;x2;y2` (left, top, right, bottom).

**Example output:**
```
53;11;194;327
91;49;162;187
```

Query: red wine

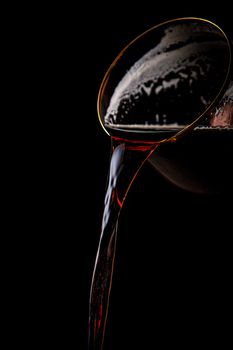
90;18;232;348
89;125;232;349
90;103;233;350
88;137;158;350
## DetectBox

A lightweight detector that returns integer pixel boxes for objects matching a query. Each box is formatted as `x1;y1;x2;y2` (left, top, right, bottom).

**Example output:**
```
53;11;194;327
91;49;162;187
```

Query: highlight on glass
98;17;232;142
89;17;232;350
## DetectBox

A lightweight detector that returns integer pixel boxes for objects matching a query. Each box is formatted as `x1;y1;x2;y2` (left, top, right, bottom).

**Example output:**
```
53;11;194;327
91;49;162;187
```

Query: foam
103;21;229;129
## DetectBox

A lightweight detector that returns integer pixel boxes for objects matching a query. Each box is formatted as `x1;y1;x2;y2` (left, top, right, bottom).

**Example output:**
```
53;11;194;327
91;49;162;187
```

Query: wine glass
88;17;232;350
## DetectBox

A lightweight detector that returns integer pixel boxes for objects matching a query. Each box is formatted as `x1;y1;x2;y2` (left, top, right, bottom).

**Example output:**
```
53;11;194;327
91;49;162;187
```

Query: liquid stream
88;137;158;350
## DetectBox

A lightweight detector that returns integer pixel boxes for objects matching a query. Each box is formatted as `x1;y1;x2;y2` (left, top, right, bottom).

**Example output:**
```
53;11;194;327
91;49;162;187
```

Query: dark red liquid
88;137;158;350
89;126;232;350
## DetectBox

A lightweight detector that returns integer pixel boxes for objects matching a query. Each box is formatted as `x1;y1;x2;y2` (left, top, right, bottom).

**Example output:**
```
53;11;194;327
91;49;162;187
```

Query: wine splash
88;137;158;350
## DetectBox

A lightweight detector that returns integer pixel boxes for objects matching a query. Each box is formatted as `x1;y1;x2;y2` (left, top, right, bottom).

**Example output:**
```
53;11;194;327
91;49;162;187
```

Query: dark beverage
89;125;232;350
88;137;158;350
89;18;232;350
89;123;232;349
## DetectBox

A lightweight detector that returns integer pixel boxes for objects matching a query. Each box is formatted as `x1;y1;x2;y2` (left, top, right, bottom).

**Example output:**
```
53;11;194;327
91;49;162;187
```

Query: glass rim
97;16;232;143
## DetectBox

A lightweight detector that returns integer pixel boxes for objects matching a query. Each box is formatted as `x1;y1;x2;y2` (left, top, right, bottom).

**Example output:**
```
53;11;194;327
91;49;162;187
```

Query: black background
13;3;232;350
